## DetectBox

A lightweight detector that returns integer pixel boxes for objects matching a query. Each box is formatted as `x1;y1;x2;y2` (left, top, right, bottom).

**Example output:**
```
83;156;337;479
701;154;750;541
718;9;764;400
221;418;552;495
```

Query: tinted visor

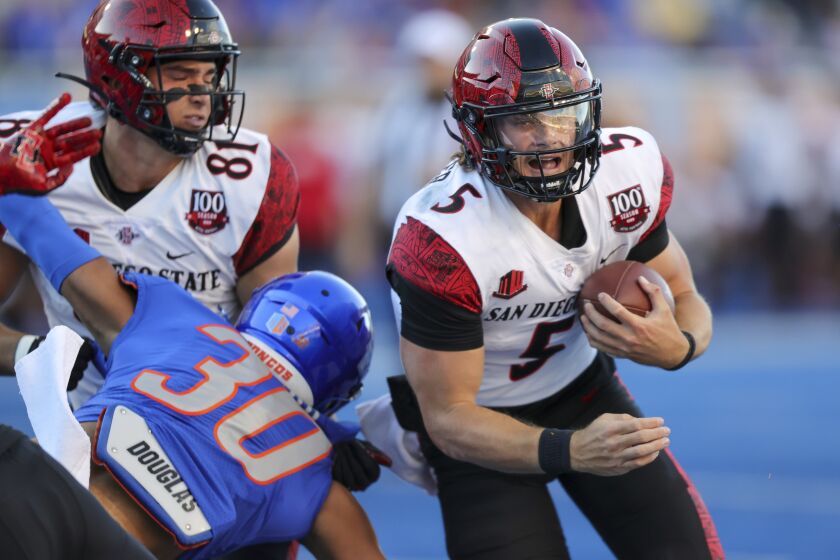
494;98;593;153
490;97;594;180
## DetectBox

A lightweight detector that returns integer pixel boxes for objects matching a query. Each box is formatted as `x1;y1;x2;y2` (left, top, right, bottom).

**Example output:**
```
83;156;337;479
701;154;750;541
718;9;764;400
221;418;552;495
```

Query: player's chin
176;124;209;134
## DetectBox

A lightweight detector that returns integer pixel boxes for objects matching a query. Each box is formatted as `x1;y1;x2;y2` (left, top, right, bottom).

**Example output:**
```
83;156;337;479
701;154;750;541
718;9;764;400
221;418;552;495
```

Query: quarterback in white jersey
391;125;668;407
383;18;723;560
0;0;299;410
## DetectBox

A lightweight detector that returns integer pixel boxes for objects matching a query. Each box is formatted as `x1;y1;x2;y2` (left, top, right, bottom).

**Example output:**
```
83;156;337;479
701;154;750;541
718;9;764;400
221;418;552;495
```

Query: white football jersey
1;102;299;406
390;127;671;407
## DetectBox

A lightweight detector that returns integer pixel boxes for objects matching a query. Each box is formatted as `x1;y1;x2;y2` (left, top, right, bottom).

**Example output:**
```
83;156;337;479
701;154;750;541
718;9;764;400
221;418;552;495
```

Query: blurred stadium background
0;0;838;558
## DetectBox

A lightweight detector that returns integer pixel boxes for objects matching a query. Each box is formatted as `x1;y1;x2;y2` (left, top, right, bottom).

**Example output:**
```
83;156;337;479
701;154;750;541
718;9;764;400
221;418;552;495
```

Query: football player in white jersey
385;18;723;559
0;0;300;408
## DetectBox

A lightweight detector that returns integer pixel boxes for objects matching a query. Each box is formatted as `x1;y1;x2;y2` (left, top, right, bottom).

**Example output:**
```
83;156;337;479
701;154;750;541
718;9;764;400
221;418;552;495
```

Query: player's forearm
424;401;543;474
673;290;712;359
61;259;134;354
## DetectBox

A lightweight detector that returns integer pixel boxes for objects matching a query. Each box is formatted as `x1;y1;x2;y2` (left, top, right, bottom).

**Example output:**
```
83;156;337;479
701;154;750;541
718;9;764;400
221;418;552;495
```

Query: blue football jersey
74;272;333;558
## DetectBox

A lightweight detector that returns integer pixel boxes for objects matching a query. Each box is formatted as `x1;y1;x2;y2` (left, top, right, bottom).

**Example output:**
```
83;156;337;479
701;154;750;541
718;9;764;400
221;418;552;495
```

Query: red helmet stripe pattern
95;0;193;48
507;20;559;72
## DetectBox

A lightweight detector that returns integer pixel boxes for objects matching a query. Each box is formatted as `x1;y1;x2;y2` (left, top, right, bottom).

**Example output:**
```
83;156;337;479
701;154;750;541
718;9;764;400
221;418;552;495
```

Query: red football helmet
80;0;244;155
451;18;602;201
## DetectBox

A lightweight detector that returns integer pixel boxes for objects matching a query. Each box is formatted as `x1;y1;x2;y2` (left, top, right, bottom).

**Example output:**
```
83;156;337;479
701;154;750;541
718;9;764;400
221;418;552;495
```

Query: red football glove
0;93;101;196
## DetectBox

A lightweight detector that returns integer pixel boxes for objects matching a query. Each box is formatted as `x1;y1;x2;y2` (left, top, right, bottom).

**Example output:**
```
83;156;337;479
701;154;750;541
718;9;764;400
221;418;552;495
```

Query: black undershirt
90;151;153;211
389;204;670;352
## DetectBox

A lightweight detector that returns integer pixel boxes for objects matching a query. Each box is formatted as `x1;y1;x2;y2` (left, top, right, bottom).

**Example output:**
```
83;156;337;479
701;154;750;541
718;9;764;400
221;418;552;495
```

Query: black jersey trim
387;265;483;351
559;195;586;249
627;220;669;262
90;151;152;211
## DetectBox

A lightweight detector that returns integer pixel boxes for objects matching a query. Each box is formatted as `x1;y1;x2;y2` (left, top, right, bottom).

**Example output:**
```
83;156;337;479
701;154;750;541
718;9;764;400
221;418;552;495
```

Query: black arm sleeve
627;220;670;263
386;264;483;351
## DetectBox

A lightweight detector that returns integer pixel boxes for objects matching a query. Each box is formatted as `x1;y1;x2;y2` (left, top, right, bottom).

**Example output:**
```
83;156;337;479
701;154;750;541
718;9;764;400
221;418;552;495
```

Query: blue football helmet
236;271;373;416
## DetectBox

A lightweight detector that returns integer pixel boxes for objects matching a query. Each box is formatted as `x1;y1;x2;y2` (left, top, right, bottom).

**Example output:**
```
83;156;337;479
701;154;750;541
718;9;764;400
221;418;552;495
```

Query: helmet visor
492;99;594;177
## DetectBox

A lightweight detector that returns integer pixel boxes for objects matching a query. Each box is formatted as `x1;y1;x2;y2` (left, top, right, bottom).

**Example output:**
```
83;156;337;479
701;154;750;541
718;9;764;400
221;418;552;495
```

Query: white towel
356;394;437;495
15;326;92;488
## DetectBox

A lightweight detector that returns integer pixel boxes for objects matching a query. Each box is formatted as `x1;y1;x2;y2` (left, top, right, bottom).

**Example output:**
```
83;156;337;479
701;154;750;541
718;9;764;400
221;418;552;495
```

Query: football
578;260;675;321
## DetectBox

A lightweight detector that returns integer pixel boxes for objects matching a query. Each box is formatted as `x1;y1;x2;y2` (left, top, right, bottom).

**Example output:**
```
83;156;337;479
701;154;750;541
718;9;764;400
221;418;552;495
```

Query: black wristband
666;330;696;371
538;428;573;475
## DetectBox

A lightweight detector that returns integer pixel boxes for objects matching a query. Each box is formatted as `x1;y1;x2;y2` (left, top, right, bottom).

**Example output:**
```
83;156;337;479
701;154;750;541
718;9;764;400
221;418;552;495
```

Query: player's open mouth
528;156;563;172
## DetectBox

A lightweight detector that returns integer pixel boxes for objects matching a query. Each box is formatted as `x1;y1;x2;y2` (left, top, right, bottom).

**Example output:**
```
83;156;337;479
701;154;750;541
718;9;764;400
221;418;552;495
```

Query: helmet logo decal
267;304;300;335
540;82;559;100
608;184;650;232
186;190;229;234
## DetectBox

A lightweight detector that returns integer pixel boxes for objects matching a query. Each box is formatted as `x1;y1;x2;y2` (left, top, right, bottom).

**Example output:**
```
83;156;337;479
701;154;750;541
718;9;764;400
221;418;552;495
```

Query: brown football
578;260;675;322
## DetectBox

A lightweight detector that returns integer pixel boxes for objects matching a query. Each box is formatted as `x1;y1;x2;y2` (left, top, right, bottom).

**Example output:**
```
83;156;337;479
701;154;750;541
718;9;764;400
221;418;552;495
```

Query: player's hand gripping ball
578;260;674;322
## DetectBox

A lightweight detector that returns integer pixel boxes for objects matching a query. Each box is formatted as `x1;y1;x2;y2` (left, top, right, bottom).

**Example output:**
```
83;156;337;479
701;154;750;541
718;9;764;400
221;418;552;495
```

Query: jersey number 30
132;325;330;485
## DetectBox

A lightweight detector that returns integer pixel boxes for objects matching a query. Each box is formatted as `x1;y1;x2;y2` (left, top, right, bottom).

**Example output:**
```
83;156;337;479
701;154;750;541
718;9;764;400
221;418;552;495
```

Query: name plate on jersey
100;405;212;543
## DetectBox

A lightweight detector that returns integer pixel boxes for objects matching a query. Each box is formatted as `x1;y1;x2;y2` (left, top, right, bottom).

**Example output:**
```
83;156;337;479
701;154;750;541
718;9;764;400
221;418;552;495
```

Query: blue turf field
2;312;837;559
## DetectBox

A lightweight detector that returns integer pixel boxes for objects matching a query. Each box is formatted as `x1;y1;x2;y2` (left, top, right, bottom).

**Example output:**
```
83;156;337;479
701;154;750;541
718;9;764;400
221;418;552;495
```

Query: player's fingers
579;312;600;337
637;276;666;312
601;414;654;436
45;116;94;139
622;450;660;470
622;436;669;460
580;313;628;357
596;292;637;325
619;426;670;447
632;416;666;430
45;165;73;190
52;128;102;153
52;141;101;168
582;302;620;334
31;93;72;129
608;415;665;435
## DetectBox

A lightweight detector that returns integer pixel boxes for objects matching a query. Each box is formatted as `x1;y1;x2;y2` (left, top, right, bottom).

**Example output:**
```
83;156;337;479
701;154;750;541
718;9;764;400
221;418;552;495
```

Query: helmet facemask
462;82;601;202
107;43;244;156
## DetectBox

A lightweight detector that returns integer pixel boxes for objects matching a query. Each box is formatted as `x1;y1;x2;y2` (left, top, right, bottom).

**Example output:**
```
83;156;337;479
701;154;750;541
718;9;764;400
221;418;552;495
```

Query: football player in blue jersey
0;95;384;559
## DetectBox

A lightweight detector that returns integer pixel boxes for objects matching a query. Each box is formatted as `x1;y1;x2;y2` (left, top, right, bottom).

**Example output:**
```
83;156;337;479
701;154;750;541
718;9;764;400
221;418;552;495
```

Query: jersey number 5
132;325;330;484
431;184;481;213
509;317;576;381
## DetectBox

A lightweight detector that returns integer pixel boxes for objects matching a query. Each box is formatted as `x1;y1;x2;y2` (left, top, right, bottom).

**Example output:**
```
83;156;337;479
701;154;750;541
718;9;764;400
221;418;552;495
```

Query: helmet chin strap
239;332;316;408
